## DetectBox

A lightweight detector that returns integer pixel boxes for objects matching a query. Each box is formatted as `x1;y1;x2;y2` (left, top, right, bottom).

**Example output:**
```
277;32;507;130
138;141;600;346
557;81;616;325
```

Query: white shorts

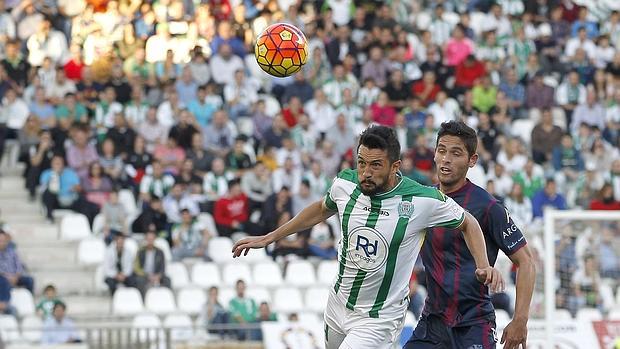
323;291;407;349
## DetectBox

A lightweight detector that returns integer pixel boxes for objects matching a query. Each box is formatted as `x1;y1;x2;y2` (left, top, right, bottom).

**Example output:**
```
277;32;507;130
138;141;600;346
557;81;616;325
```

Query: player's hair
437;121;478;157
358;125;401;163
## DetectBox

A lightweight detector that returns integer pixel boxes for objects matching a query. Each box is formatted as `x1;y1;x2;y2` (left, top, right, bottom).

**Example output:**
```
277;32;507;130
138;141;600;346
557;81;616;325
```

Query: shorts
324;290;407;349
403;314;497;349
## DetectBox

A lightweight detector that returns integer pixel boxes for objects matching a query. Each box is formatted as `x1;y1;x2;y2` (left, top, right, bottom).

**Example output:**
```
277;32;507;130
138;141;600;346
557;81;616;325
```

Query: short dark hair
436;121;478;157
44;284;56;293
53;301;66;311
357;126;401;163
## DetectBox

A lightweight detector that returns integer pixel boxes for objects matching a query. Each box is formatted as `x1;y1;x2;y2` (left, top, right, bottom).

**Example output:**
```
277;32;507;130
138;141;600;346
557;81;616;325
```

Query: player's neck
439;177;468;194
384;173;401;193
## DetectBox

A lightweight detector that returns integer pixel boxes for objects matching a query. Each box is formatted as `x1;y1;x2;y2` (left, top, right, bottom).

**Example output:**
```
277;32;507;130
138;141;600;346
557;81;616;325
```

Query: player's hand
475;267;505;293
501;318;528;349
232;235;270;257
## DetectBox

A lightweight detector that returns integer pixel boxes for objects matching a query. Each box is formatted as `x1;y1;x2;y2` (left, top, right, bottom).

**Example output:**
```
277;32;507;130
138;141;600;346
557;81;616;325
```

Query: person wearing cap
103;231;135;295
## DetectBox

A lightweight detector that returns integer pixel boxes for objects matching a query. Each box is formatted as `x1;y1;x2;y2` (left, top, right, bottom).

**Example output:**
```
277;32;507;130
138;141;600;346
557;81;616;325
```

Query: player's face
357;145;399;196
434;135;477;187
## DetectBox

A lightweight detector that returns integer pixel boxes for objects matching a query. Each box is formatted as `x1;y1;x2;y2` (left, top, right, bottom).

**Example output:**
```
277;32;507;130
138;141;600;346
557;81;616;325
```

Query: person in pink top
370;92;397;127
444;24;475;67
153;137;186;176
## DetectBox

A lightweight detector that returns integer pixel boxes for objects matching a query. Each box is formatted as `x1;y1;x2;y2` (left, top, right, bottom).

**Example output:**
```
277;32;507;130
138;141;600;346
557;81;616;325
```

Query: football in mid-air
255;23;308;78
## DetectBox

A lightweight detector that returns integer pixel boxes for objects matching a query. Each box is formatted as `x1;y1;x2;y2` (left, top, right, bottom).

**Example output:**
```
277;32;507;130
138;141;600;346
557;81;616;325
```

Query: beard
360;176;389;196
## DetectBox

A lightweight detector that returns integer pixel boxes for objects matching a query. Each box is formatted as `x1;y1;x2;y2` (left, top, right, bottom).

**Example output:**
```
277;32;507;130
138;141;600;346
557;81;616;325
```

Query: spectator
444;24;474;67
241;161;272;213
138;107;168;153
81;162;113;208
454;55;486;95
427;91;460;128
0;88;29;143
188;85;217;128
125;136;153;187
209;43;245;86
55;93;88;124
472;75;498;113
512;159;546;199
124;87;149;128
203;157;233;203
163;183;200;224
556;70;587;125
132;230;171;296
498;68;525;117
36;284;61;319
325;25;357;67
213;179;249;238
532;179;567;218
589;183;620;210
26;19;68;66
168;110;198;150
323;64;357;108
307;220;337;260
186;133;214;178
211;21;245;58
101;190;126;240
26;130;55;200
571;90;606;133
224;69;258;120
45;68;77;105
105;113;137;158
29;87;55;127
103;232;134;295
139;160;175;202
229;279;257;340
1;40;28;88
361;46;391;88
504;183;533;230
0;273;13;315
202;110;235;158
41;302;81;345
304;89;336;137
171;210;212;261
531;108;564;164
66;124;98;178
369;91;397;127
156;90;183;129
131;197;168;236
599;226;620;279
496;138;528;175
568;254;602;316
552;133;584;194
281;96;305;129
200;286;229;335
0;230;33;293
272;211;309;259
281;70;314;104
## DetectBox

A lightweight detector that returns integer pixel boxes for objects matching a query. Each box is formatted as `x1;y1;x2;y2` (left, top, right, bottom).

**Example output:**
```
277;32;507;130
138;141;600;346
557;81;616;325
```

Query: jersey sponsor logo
361;205;390;216
502;223;519;239
398;201;414;218
347;226;389;272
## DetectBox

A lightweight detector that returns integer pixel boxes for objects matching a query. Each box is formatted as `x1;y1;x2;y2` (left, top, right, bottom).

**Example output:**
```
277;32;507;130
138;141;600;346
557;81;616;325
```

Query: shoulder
334;168;358;184
395;177;446;201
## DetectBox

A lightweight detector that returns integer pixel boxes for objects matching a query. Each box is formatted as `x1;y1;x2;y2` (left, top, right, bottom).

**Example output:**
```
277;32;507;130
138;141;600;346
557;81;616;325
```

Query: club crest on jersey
398;201;414;218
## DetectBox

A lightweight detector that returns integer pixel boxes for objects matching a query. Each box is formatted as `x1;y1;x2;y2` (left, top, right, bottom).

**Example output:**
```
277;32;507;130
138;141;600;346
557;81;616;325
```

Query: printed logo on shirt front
347;226;389;272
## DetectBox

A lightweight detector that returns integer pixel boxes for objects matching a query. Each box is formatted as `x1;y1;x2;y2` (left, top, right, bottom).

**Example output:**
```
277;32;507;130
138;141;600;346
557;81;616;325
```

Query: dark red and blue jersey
421;180;527;327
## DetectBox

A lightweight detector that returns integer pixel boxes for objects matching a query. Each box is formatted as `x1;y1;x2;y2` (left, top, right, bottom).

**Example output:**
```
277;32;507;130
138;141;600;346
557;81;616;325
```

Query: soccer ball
255;23;308;78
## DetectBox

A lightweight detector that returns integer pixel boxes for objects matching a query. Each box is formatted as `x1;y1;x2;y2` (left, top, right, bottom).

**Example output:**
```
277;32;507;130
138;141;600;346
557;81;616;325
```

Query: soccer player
404;121;536;349
232;126;504;349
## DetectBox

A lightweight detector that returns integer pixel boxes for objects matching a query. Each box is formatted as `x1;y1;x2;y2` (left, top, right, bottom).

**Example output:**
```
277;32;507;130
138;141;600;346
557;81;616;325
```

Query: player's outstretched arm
232;199;336;257
501;246;536;349
458;212;505;293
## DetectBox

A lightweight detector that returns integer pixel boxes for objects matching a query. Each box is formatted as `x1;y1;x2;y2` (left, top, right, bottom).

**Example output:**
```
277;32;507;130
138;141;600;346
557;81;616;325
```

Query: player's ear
468;153;478;168
391;159;402;174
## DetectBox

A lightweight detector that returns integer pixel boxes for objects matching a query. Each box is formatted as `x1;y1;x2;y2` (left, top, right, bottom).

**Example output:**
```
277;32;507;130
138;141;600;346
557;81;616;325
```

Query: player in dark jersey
404;121;536;349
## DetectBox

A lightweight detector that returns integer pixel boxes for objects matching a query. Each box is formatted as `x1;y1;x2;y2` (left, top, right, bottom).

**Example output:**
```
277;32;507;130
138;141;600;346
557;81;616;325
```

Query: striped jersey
324;169;466;318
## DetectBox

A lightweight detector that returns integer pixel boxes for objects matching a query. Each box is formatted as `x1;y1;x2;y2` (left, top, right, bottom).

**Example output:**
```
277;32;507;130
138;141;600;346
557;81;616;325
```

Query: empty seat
154;238;172;262
10;288;35;317
208;237;234;263
304;287;329;313
317;260;338;286
600;283;615;310
222;263;253;286
273;287;304;313
163;313;193;341
246;287;271;304
243;247;269;263
132;313;162;343
124;238;139;257
297;312;321;324
609;309;620;320
197;213;218;236
167;262;189;290
218;288;236;307
576;308;603;321
191;262;221;288
145;287;177;315
511;119;535;144
77;237;106;266
113;287;144;315
94;265;108;292
118;189;137;215
495;309;511;328
21;315;43;343
92;213;106;235
284;260;316;287
0;314;20;342
554;309;573;320
252;262;283;287
60;213;91;240
177;288;206;315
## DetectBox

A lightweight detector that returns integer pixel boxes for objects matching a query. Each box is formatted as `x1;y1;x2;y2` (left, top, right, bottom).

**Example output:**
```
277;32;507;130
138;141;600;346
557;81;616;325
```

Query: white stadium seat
304;287;329;313
297;312;321;324
163;313;194;341
191;262;221;288
0;315;20;342
113;287;144;315
223;263;253;286
145;287;177;315
21;315;43;343
155;238;172;262
284;260;316;287
317;260;338;286
609;309;620;320
10;288;35;317
132;313;162;343
77;237;106;266
511;119;535;144
246;287;272;304
167;262;189;290
576;308;603;321
554;309;573;320
92;213;106;235
218;288;236;307
495;309;511;328
60;213;91;240
273;287;304;313
243;247;268;263
177;288;206;315
208;237;234;264
124;238;139;257
94;265;108;292
253;262;283;287
197;213;218;236
118;189;137;215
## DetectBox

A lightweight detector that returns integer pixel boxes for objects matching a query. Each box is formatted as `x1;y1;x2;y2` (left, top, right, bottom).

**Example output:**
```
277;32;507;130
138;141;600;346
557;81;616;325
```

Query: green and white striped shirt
324;169;465;318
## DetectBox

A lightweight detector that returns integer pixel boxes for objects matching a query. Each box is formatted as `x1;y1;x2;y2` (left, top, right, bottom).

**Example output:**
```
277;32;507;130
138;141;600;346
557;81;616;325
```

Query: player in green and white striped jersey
232;126;504;349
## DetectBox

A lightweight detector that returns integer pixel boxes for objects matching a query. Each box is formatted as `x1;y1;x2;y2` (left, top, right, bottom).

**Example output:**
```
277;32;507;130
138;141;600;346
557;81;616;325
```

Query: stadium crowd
0;0;619;340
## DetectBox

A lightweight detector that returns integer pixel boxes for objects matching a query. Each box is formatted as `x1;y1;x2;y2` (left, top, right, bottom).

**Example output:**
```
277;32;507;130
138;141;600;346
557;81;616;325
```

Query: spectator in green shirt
252;302;277;340
55;93;88;123
472;75;498;113
36;284;62;319
228;279;257;340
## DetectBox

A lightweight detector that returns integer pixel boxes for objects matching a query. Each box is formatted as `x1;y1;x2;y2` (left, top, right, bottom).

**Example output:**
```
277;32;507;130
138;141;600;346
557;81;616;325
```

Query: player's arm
232;199;336;257
457;212;505;293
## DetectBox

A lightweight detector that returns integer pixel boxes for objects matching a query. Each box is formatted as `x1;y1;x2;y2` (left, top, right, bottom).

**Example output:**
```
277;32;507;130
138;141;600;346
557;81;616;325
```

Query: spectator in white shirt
427;91;460;128
593;35;615;69
157;90;183;129
322;64;357;108
304;89;336;136
336;88;363;126
564;26;597;60
272;157;302;194
571;90;606;133
429;5;453;45
0;0;15;56
138;107;168;153
103;233;135;295
224;69;258;120
556;71;587;122
326;114;356;158
487;162;514;197
276;136;302;169
145;22;172;63
45;68;76;105
209;43;245;86
496;138;528;174
26;19;68;66
1;88;29;133
163;183;200;224
95;87;123;129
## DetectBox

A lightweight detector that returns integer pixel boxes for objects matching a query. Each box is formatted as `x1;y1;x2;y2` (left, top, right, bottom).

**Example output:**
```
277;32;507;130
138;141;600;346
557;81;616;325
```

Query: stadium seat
284;260;316;287
297;312;321;324
124;237;139;257
609;309;620;320
77;237;106;266
94;265;108;292
145;287;177;315
208;237;234;264
118;189;137;215
0;315;20;342
304;287;329;313
10;288;35;317
616;286;620;306
223;263;253;286
511;119;535;144
495;309;511;328
191;262;221;288
252;262;283;287
600;283;615;310
21;315;43;343
163;313;194;341
92;213;105;235
177;288;206;315
155;238;172;262
555;309;573;320
243;247;268;263
132;313;163;343
273;287;304;313
113;287;144;315
218;288;236;307
167;262;190;289
60;213;92;240
257;94;281;117
576;308;603;321
246;287;271;304
197;213;218;236
317;261;338;286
